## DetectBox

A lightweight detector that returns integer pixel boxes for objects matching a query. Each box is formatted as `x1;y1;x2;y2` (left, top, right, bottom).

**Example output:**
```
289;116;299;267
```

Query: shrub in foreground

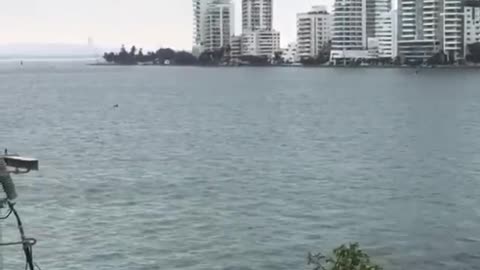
308;243;382;270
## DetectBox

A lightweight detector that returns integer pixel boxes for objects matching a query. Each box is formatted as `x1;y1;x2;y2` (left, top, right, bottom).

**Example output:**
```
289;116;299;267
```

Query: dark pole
8;202;35;270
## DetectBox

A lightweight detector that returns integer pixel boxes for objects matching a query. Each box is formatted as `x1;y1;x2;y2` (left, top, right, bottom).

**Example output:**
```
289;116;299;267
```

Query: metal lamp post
0;152;39;270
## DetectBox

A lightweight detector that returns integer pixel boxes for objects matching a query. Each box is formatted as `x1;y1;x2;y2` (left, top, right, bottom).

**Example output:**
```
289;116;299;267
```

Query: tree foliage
273;51;284;65
300;55;329;65
238;55;270;65
404;58;423;66
156;48;176;64
103;46;197;65
308;243;382;270
466;42;480;63
198;47;229;65
300;42;331;66
392;56;402;65
426;50;447;66
174;51;198;65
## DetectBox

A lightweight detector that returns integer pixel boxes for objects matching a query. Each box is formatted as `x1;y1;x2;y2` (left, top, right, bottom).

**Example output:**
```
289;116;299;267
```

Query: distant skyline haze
0;0;334;52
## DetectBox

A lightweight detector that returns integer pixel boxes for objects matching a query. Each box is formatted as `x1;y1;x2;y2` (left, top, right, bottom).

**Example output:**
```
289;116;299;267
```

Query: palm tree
130;46;137;57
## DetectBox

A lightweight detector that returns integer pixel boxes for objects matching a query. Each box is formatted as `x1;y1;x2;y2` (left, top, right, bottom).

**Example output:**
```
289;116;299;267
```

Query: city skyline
0;0;334;51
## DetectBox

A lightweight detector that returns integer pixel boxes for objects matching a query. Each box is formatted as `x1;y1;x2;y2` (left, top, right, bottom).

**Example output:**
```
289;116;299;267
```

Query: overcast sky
0;0;334;50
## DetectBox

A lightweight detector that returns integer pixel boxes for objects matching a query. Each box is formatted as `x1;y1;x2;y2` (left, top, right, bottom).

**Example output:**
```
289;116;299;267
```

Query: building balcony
444;46;463;51
444;44;462;49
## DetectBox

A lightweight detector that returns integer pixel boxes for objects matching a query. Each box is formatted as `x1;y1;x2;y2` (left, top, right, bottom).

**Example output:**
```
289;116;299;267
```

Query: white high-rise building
399;0;417;40
367;0;392;38
330;0;369;61
193;0;210;54
464;1;480;58
193;0;234;54
242;0;273;32
330;0;395;62
282;42;299;63
423;0;443;42
204;0;235;51
398;0;443;62
241;29;280;56
297;6;332;59
230;35;243;60
377;9;398;58
364;0;392;59
240;0;279;58
443;0;464;61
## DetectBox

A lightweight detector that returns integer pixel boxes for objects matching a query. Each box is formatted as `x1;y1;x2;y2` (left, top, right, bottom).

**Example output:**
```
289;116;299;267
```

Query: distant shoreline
89;62;480;69
0;57;96;63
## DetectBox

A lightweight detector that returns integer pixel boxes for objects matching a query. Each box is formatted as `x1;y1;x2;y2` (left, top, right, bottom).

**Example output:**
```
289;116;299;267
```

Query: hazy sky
0;0;334;50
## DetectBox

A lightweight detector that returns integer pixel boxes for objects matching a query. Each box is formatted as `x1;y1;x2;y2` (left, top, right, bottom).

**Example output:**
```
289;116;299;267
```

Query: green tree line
103;45;197;65
103;42;480;66
466;42;480;63
103;45;276;66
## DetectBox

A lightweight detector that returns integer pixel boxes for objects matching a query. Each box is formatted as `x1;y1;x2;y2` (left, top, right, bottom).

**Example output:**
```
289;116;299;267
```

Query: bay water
1;62;480;270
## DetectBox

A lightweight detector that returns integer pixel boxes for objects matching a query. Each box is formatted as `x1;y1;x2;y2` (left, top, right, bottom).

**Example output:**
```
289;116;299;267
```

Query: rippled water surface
1;62;480;270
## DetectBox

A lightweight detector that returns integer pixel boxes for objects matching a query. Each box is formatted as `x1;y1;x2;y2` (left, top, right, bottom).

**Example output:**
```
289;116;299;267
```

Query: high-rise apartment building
367;0;392;38
423;1;443;42
398;0;443;62
193;0;234;54
377;9;398;58
240;0;279;58
204;0;235;51
282;42;299;63
393;0;480;63
330;0;369;61
297;6;332;59
330;0;393;62
241;30;280;56
242;0;273;32
193;0;210;54
443;0;464;61
464;1;480;58
230;35;243;60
